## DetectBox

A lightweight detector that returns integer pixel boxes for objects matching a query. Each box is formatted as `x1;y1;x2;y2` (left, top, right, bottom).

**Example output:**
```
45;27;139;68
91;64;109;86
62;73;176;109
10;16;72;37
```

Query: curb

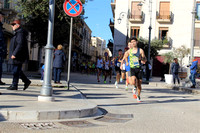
0;104;98;121
172;86;200;94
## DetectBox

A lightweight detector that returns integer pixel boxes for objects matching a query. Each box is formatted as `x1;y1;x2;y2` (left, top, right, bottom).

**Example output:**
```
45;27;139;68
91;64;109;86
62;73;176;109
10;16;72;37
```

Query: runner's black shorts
115;66;121;75
121;70;126;73
130;68;143;80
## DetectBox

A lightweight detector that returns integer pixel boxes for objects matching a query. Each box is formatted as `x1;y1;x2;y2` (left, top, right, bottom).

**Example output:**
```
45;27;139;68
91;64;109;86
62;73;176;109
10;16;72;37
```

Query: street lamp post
148;0;152;62
38;0;55;102
190;0;196;64
138;0;152;61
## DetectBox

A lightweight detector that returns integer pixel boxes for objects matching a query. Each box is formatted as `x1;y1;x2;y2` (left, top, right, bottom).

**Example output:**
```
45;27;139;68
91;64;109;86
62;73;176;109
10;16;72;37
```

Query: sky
84;0;113;44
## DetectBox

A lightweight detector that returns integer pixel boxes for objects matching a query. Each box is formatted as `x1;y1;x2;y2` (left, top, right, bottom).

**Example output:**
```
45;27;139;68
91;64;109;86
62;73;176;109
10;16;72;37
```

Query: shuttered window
195;28;200;46
131;2;141;19
159;2;170;19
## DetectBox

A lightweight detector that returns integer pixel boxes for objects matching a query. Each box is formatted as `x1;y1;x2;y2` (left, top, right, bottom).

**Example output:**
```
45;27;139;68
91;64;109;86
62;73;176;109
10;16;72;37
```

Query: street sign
63;0;83;17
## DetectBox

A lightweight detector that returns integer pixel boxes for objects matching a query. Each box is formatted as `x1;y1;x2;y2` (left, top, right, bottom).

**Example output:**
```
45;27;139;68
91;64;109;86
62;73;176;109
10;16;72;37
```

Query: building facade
91;37;106;58
110;0;200;75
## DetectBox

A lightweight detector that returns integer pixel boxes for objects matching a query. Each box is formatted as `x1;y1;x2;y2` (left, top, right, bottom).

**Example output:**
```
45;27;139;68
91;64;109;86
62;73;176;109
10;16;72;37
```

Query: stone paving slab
0;78;98;122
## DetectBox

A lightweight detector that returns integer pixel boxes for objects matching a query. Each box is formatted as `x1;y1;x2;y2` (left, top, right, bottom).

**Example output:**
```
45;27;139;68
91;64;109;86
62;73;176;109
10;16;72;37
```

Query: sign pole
38;0;55;102
67;17;73;90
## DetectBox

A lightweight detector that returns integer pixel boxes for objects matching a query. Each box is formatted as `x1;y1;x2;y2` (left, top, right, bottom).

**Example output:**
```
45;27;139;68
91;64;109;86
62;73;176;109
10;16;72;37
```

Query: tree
162;45;190;73
173;45;190;69
12;0;86;47
137;37;164;59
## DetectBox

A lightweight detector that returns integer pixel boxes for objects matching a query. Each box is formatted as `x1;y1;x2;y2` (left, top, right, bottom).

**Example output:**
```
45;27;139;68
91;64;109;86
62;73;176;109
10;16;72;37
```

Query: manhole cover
106;113;134;119
20;122;59;130
59;120;99;127
95;116;131;123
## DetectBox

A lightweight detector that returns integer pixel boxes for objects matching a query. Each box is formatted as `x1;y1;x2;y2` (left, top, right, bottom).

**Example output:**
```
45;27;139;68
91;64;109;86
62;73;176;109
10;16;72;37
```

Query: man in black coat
7;20;31;90
0;12;7;87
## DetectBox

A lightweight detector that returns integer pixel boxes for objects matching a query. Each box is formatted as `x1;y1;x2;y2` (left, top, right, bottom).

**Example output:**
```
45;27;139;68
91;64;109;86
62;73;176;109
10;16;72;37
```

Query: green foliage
163;52;175;64
11;0;85;47
162;45;190;67
137;37;164;59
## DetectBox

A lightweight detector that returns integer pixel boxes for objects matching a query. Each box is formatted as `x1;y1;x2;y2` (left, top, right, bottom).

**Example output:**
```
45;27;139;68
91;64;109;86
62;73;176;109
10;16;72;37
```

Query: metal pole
67;17;73;90
38;0;55;102
148;0;152;61
148;26;152;61
190;0;196;64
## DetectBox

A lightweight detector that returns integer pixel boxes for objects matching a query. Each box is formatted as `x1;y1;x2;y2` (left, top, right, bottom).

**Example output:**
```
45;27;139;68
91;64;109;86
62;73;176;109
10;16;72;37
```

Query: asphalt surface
0;73;200;133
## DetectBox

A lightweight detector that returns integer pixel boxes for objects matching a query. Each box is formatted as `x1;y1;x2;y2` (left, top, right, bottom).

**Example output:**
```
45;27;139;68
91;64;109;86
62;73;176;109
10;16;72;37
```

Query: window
196;2;200;20
131;27;140;38
159;2;170;19
131;2;141;19
159;27;168;40
195;28;200;46
4;0;9;9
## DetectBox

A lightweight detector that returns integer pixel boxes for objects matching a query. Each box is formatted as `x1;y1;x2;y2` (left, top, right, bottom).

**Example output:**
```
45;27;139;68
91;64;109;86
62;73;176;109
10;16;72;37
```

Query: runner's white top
105;60;109;70
97;59;103;68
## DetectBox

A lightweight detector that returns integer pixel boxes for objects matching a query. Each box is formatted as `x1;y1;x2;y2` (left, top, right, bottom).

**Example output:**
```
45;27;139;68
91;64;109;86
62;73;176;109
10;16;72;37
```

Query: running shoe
109;80;111;83
98;80;100;83
132;86;137;99
115;81;118;89
115;81;118;86
104;81;106;84
137;95;141;102
125;86;128;91
120;78;123;82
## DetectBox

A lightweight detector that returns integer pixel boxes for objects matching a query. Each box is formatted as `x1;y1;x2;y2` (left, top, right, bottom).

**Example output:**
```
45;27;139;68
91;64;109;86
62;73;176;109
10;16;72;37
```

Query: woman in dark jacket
53;44;66;84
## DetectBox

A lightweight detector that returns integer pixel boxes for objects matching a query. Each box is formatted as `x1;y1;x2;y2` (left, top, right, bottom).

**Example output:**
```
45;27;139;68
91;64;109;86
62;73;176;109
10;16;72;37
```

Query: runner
109;57;113;83
104;56;110;83
124;37;146;102
96;56;103;82
114;49;123;89
122;44;131;91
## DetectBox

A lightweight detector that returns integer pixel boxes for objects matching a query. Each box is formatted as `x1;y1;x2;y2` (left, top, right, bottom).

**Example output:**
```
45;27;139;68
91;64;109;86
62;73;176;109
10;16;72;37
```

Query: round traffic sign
63;0;83;17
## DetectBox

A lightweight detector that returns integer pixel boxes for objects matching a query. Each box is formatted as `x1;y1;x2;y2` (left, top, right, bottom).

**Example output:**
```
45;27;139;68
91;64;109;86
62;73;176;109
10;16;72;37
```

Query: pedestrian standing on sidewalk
189;59;198;88
171;58;180;85
0;12;7;87
145;61;152;82
40;63;45;82
53;44;66;84
7;20;31;91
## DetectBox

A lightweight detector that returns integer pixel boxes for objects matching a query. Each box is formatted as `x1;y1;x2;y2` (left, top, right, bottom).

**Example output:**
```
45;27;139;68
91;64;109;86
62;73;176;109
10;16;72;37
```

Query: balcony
111;0;116;7
111;0;116;17
194;40;200;48
156;11;173;23
109;19;114;38
161;37;173;49
129;11;144;23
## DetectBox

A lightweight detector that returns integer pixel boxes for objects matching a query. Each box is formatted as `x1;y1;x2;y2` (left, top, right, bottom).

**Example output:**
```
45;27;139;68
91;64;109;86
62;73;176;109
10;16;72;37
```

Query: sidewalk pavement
149;77;200;94
0;73;99;122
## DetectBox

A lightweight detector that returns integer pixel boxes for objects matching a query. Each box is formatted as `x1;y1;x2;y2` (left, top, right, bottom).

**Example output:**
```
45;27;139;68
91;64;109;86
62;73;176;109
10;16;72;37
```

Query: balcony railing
156;11;173;23
111;0;116;3
129;11;144;23
194;40;200;47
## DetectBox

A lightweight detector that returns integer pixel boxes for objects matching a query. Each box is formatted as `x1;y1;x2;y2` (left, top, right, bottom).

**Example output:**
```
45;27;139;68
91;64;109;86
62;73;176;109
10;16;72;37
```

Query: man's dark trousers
0;58;3;80
12;64;30;87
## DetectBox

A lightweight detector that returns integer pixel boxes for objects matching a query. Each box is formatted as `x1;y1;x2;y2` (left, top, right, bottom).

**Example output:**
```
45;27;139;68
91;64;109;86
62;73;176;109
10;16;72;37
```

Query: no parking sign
63;0;83;17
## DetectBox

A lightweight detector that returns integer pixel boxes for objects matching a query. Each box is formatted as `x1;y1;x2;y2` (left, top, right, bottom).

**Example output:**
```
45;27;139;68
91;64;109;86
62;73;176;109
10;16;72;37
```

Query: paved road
0;73;200;133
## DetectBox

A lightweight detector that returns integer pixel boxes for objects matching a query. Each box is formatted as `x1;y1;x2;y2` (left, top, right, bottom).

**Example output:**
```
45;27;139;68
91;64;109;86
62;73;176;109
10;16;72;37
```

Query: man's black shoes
24;81;31;91
7;86;18;90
